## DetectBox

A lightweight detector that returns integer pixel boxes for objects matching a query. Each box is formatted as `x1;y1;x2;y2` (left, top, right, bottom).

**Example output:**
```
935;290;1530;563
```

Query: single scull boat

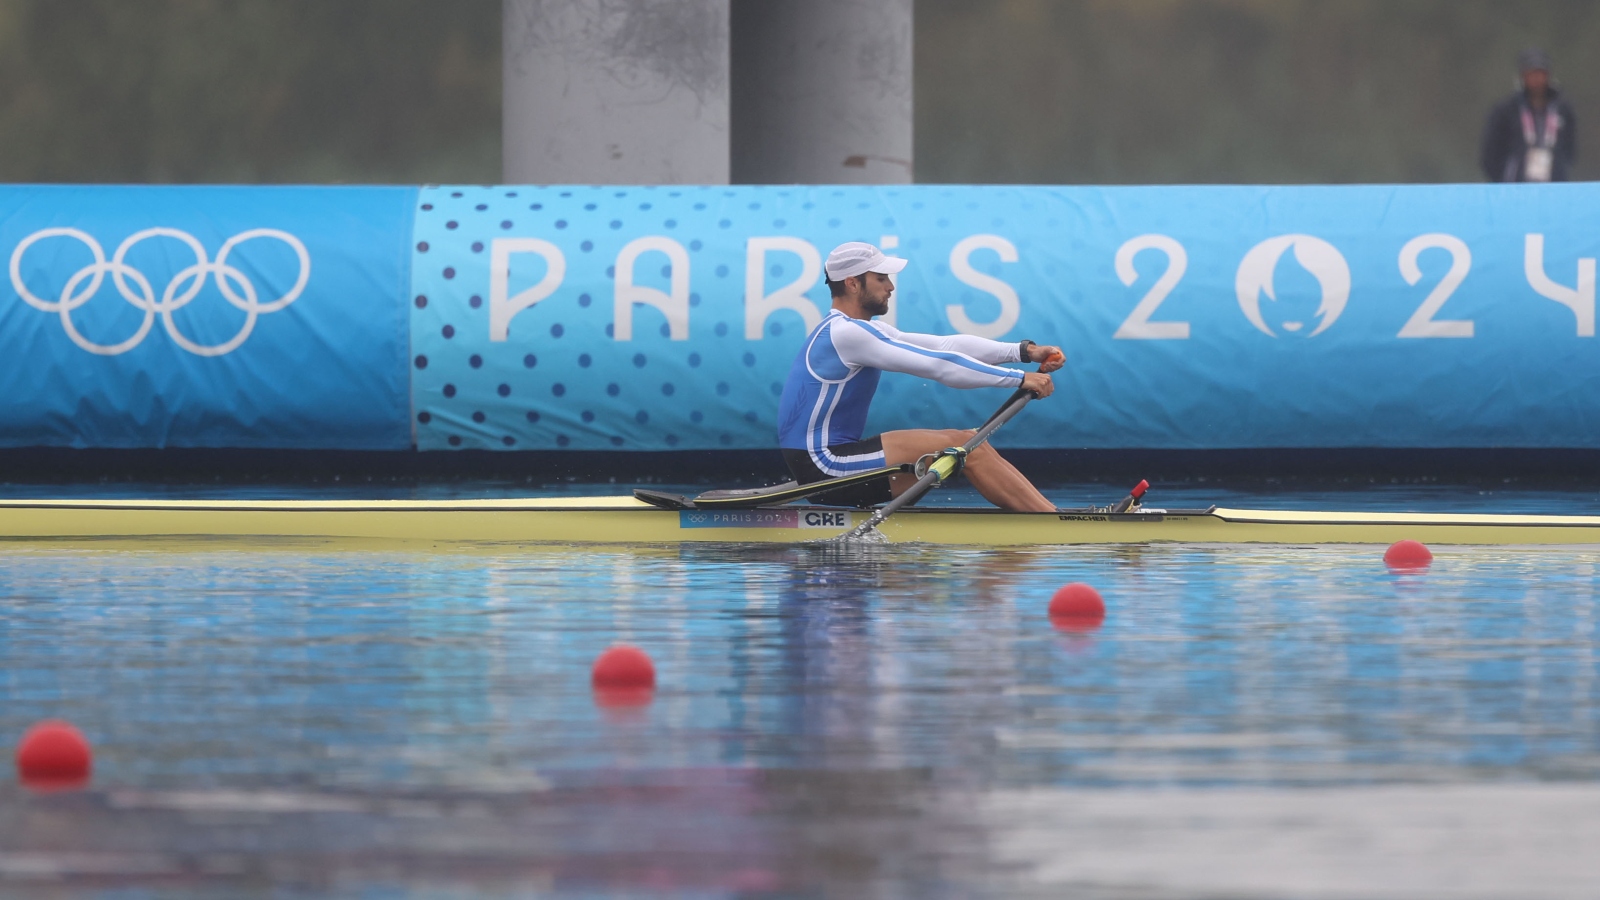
3;495;1600;546
7;393;1595;548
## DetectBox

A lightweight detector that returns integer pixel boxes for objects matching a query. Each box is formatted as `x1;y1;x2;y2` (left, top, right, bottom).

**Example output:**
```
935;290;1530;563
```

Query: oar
839;385;1037;540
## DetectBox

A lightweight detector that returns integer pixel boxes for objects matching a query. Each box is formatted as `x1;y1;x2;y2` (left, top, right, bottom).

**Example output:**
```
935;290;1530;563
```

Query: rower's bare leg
880;429;1054;512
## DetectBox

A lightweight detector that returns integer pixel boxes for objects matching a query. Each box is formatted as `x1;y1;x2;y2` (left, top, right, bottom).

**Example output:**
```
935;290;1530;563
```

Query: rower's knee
966;442;999;464
917;429;972;449
935;430;999;467
920;430;996;468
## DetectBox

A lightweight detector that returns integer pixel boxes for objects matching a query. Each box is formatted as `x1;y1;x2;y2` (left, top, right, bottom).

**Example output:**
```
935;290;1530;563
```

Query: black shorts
781;436;894;508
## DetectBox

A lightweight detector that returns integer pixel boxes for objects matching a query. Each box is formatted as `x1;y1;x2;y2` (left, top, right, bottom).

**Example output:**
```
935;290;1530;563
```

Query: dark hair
827;272;870;298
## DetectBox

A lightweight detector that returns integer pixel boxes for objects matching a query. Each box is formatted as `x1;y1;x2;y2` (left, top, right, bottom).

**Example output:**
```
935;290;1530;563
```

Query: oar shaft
973;386;1030;433
847;471;939;536
967;388;1034;446
843;388;1035;539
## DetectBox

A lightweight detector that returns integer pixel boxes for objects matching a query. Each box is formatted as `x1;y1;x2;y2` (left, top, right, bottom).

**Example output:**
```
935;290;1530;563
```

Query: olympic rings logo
8;227;310;356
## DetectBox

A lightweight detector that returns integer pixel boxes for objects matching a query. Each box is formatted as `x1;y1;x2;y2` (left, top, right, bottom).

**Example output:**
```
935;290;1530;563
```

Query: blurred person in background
1480;48;1576;182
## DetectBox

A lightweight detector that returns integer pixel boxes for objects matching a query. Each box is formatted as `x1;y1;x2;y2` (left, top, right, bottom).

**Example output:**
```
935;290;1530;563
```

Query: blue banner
6;183;1598;454
0;185;415;449
409;183;1600;451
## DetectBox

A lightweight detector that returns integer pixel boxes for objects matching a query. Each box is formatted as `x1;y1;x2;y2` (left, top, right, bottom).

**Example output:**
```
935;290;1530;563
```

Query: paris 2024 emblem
1234;234;1351;337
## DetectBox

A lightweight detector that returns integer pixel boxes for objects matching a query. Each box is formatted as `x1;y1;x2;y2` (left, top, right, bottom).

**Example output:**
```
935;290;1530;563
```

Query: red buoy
16;720;91;790
592;645;656;709
592;645;656;688
1384;539;1433;569
1048;583;1106;631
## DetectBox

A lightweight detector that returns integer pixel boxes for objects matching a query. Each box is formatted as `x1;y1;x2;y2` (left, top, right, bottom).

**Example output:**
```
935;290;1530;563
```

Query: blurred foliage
917;0;1600;183
0;0;1593;184
0;0;499;183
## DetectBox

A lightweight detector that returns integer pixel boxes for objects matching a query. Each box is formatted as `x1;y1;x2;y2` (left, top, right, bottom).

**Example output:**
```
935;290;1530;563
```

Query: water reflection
1;541;1599;894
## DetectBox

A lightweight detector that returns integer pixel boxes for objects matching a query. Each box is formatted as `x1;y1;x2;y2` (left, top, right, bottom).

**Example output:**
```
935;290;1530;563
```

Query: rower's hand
1021;372;1054;398
1025;343;1066;373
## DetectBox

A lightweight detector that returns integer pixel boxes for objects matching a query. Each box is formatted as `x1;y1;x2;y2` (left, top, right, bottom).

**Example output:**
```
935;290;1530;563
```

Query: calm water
2;483;1600;897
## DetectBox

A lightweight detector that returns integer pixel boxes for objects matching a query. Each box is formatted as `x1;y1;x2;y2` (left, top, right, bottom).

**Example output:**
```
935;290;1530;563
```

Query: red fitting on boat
1130;479;1149;500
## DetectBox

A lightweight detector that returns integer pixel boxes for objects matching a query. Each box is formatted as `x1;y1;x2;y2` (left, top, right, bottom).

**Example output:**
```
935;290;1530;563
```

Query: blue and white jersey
777;310;1025;475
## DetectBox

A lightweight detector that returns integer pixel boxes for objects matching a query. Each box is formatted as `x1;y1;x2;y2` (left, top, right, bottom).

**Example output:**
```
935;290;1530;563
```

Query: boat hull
4;497;1600;546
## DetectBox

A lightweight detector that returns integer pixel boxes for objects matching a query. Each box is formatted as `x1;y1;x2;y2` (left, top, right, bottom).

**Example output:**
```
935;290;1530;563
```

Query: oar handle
842;386;1037;539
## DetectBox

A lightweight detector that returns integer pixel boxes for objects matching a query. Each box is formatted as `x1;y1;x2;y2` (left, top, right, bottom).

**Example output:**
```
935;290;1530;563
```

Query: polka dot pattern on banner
406;184;1029;451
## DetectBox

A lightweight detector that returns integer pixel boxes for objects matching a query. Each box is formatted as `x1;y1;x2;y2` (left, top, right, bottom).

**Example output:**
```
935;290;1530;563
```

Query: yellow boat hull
3;496;1600;546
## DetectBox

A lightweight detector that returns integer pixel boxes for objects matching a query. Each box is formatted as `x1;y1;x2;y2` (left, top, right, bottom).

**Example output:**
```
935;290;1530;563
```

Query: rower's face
856;271;894;316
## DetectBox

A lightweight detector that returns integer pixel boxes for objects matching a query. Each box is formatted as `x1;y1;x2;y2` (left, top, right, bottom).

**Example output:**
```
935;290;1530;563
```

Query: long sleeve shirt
777;310;1023;466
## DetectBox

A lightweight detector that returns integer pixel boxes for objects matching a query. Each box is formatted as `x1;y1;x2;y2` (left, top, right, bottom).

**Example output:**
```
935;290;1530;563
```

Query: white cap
825;242;908;281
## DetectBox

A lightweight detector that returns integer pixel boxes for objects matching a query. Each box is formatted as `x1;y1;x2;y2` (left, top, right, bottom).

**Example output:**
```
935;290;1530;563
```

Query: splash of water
828;525;889;545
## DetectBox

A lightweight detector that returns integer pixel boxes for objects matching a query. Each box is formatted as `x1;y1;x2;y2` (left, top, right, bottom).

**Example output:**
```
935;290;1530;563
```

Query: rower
776;241;1064;511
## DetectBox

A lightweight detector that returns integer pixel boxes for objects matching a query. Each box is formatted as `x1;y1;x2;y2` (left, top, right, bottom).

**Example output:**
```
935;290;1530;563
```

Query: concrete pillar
503;0;730;184
731;0;913;184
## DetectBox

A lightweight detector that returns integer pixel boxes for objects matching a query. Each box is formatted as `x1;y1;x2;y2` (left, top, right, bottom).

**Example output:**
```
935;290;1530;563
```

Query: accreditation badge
1525;147;1554;182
